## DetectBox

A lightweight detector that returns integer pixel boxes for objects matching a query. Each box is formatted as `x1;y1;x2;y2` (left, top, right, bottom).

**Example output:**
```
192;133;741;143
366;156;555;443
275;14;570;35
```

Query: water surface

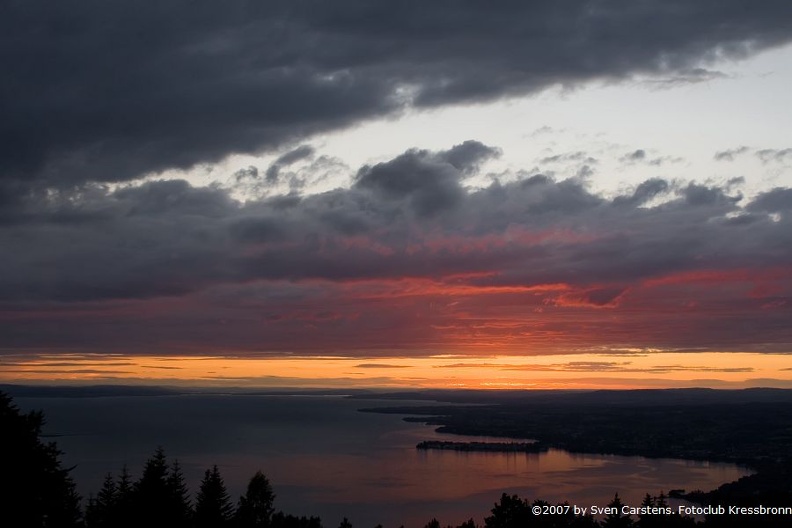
17;394;749;527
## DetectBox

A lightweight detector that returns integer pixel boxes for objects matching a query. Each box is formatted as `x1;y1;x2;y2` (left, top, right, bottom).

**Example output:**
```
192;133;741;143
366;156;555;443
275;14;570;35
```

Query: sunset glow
3;352;791;390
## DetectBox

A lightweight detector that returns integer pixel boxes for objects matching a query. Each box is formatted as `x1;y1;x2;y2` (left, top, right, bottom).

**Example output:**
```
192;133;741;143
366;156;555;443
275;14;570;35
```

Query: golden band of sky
1;351;791;390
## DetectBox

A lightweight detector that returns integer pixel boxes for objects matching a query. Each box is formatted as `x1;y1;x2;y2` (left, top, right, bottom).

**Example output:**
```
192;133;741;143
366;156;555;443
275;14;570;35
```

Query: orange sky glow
2;351;791;390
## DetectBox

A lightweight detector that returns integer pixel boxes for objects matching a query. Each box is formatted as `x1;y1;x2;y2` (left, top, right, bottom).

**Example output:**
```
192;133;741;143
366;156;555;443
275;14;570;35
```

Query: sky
2;1;792;389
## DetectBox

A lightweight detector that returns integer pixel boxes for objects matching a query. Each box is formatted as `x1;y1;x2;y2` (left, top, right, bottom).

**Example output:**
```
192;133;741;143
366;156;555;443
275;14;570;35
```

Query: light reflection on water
16;394;750;528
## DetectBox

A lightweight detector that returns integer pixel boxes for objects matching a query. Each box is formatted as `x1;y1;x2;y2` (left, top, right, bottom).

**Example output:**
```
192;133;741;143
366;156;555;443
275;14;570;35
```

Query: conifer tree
114;465;135;528
635;494;654;528
86;473;117;527
0;390;82;528
167;459;193;527
85;496;97;527
483;493;530;528
195;465;234;527
236;471;276;528
655;492;668;509
133;447;172;524
602;494;634;528
271;512;323;528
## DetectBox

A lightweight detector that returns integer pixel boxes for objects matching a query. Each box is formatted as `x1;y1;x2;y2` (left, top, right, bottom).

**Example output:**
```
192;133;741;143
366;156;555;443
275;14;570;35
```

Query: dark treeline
3;390;790;528
83;448;283;528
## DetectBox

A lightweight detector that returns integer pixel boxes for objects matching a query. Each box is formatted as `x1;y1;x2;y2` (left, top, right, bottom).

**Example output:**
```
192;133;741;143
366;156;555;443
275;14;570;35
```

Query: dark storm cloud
3;0;792;192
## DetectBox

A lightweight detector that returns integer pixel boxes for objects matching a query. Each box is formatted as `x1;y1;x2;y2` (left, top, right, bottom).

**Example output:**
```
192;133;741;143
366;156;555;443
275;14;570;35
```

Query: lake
15;393;750;527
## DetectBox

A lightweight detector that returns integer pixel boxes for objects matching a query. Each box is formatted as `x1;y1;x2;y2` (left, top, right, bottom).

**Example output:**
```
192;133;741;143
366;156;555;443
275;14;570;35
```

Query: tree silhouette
236;471;276;528
130;447;194;526
195;465;234;527
484;493;531;528
601;494;633;528
85;473;117;527
168;459;193;527
0;390;82;528
634;494;655;528
270;512;323;528
132;447;170;523
114;465;135;528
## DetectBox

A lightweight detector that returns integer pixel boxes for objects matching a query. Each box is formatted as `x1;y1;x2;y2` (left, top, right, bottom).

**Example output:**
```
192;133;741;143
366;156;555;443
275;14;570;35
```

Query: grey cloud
438;140;501;174
3;1;792;192
619;149;680;166
643;67;729;88
264;145;316;184
613;178;670;207
234;166;260;182
265;165;281;184
681;182;742;207
353;147;469;216
648;156;684;166
0;142;789;305
623;149;647;162
114;179;235;218
529;126;556;137
276;145;316;166
747;187;792;213
539;152;598;165
229;215;288;243
576;165;596;179
258;152;345;190
756;148;792;163
714;146;750;161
